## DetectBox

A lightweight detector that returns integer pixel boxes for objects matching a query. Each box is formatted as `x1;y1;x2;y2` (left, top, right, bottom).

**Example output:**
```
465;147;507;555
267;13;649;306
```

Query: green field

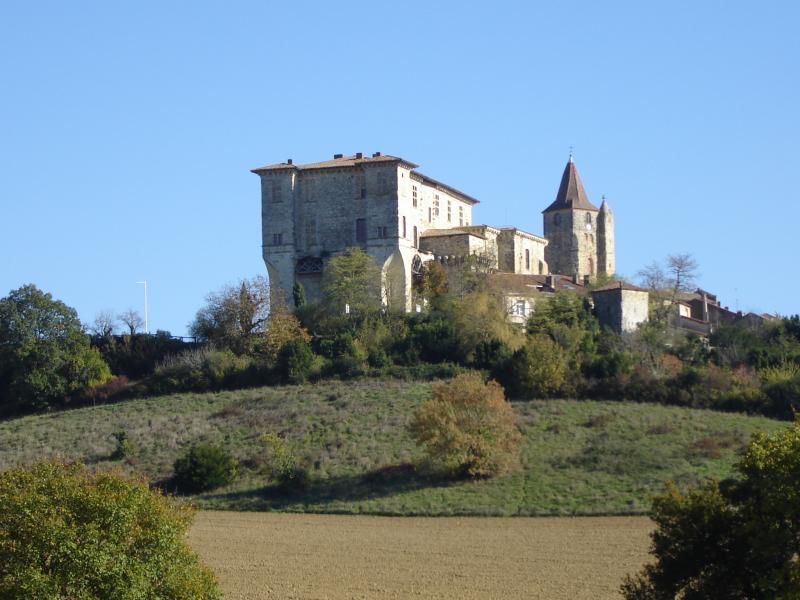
0;379;785;516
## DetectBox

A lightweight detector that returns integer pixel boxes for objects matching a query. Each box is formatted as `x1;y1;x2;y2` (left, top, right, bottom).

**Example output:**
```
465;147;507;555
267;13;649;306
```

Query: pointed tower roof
542;159;599;213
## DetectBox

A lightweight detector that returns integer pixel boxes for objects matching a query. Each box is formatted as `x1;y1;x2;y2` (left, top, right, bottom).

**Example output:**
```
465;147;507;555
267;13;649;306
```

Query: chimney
372;151;382;157
356;152;363;159
546;274;557;289
287;158;293;165
334;153;343;159
573;273;581;285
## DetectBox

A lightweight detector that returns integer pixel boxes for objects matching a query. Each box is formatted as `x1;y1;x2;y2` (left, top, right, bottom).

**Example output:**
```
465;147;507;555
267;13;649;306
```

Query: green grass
0;379;786;516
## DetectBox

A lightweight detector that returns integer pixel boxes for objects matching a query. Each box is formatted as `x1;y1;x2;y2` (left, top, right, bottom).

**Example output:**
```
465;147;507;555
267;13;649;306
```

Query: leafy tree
0;461;220;599
622;418;800;599
292;281;306;308
0;284;112;414
262;297;311;362
500;334;569;399
173;444;238;493
189;276;271;355
413;260;448;308
321;247;382;318
409;373;521;478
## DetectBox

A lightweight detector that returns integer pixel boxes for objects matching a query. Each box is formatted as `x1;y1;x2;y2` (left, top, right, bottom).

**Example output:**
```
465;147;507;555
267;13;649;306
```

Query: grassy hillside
0;379;786;516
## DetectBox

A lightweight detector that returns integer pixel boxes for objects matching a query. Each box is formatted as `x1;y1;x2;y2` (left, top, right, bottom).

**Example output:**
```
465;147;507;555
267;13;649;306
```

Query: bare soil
189;511;652;599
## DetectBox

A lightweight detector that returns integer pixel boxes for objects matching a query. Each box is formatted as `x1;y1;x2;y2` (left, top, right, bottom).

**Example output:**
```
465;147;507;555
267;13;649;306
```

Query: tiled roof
489;272;589;296
420;228;485;239
592;281;650;293
251;154;480;205
251;154;411;172
542;160;599;213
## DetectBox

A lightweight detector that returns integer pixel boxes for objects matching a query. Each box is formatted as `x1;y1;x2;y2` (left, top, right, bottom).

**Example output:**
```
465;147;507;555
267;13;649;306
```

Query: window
447;200;452;222
353;174;365;198
459;206;464;226
525;249;530;270
554;213;561;226
413;226;418;248
585;213;592;224
271;180;282;203
356;218;367;243
412;185;418;208
402;216;406;238
377;226;388;238
514;300;527;317
272;232;283;246
428;207;432;222
538;260;544;275
377;172;388;193
433;194;440;217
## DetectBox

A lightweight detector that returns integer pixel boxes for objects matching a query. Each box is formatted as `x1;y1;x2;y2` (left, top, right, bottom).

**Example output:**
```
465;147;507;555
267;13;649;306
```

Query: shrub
0;461;219;599
172;444;237;493
409;373;520;478
260;433;310;491
276;338;316;383
622;418;800;599
111;429;132;459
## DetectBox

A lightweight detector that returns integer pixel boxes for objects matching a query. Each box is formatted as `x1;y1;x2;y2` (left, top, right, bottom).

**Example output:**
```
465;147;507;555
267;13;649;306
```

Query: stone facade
591;283;650;334
253;152;614;311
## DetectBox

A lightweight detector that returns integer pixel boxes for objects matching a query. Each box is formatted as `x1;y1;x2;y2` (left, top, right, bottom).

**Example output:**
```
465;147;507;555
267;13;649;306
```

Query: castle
252;152;616;313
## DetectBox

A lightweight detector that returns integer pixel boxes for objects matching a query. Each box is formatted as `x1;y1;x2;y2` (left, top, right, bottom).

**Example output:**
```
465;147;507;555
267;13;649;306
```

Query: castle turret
542;157;600;279
597;196;615;275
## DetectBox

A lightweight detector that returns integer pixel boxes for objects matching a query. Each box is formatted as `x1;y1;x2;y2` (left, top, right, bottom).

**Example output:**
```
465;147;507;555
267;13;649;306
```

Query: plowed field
189;511;652;599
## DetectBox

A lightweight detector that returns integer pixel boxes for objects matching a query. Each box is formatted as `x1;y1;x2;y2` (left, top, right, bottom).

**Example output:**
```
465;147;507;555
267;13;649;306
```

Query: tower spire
569;146;573;163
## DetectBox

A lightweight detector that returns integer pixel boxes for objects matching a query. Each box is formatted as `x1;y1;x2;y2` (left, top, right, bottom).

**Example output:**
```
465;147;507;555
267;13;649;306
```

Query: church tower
542;157;612;279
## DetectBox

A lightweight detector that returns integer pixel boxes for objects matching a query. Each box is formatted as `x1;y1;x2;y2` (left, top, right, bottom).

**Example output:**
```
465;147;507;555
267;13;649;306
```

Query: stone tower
542;158;613;279
597;196;615;276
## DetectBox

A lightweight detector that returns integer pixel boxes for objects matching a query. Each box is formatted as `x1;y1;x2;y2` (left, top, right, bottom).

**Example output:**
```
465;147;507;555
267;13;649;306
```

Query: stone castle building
252;152;616;313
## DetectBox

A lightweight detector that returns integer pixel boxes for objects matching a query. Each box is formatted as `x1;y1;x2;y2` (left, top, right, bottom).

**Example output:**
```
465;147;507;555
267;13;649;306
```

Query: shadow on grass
195;463;459;511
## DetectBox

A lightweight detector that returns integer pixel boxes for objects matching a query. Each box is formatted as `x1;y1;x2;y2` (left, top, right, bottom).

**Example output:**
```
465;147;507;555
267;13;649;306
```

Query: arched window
538;260;544;275
585;213;592;224
525;249;530;270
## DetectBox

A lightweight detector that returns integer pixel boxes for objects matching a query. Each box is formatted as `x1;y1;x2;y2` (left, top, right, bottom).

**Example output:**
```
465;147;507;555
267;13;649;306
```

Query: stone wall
592;287;649;333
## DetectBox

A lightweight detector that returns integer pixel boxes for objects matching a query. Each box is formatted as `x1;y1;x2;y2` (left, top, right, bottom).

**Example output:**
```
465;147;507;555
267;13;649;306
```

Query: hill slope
0;379;785;516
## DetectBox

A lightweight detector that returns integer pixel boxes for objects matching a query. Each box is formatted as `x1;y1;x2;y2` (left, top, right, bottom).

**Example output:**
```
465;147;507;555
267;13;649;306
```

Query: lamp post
136;281;149;334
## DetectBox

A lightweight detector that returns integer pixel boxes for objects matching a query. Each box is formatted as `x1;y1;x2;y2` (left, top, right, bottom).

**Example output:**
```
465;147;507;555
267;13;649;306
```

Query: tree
276;337;315;383
189;276;271;355
0;461;220;599
500;334;569;398
292;281;307;309
322;247;382;318
0;284;112;414
409;373;521;478
90;309;116;337
262;296;312;362
118;308;144;335
413;260;448;308
638;253;700;322
622;418;800;599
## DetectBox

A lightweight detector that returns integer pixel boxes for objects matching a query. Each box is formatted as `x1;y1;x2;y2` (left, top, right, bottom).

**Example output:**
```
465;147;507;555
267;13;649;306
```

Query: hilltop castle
252;152;615;312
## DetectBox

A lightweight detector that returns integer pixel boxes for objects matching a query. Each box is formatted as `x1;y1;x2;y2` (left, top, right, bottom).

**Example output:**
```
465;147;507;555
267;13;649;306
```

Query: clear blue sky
1;1;798;335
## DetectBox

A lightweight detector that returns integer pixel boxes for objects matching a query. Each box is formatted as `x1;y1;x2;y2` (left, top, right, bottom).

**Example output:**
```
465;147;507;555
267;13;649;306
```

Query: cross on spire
569;146;574;163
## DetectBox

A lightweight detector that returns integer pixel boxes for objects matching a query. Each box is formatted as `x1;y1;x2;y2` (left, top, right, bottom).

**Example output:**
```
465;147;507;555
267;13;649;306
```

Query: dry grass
188;511;653;599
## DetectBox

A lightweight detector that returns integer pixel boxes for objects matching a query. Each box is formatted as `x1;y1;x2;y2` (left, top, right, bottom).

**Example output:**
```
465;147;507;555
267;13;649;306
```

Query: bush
409;373;521;478
172;444;237;493
260;433;310;492
276;338;316;383
622;418;800;599
111;429;132;459
0;461;219;599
